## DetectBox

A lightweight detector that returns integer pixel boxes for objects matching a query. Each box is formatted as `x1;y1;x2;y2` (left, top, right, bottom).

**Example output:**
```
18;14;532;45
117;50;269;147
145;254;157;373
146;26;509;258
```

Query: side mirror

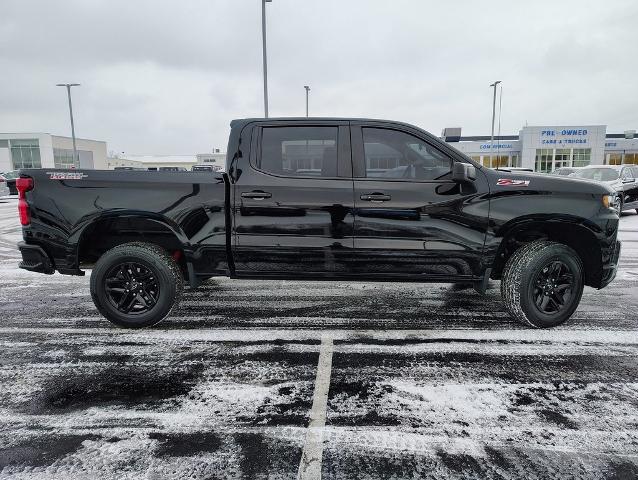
452;162;476;183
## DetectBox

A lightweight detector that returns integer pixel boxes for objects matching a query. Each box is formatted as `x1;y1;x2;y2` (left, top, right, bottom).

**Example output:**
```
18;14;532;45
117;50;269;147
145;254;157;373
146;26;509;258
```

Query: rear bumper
18;242;55;274
600;240;621;288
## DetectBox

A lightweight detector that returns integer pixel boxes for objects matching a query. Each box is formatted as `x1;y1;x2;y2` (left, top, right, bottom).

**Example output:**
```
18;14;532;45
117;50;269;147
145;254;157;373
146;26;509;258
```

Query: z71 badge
47;172;88;180
497;178;530;187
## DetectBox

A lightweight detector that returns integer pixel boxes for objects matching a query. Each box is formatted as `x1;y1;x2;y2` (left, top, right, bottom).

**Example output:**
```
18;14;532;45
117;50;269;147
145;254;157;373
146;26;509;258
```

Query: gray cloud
1;0;637;154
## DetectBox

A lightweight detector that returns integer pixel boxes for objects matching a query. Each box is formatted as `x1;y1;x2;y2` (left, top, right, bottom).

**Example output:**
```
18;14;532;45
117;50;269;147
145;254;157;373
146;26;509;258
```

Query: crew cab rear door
350;121;490;280
232;120;355;276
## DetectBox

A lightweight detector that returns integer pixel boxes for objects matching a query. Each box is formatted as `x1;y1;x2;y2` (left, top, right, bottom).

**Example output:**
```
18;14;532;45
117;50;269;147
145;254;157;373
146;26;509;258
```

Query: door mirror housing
452;162;476;183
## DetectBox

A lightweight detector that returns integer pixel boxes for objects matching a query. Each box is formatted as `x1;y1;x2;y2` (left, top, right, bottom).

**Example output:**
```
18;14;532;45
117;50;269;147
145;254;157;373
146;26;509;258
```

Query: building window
54;148;75;169
607;153;623;165
623;153;638;165
10;139;41;169
535;149;553;172
572;148;591;168
554;149;571;170
511;154;520;167
54;148;94;169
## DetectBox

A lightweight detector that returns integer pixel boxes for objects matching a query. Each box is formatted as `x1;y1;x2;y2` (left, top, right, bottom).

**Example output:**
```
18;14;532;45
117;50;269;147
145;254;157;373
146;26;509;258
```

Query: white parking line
297;334;334;480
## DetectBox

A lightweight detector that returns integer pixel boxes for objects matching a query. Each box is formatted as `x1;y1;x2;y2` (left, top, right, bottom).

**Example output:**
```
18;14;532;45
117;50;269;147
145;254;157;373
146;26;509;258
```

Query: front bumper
18;242;55;274
600;240;621;288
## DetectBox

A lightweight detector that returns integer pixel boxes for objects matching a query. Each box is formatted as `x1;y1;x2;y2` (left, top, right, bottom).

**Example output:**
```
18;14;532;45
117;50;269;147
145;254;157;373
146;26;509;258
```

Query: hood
486;169;615;195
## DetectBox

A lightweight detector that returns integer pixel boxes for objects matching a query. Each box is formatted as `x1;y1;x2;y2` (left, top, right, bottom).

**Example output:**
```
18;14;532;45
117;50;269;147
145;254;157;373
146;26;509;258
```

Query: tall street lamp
489;80;502;167
304;85;310;117
56;83;81;168
262;0;272;118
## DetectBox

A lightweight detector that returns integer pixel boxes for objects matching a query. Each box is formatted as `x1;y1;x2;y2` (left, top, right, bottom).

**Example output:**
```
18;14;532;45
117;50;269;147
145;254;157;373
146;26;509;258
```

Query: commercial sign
479;143;514;150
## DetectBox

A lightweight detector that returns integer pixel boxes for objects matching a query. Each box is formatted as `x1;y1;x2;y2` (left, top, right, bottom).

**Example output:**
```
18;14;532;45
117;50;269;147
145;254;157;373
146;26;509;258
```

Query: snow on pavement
1;196;638;479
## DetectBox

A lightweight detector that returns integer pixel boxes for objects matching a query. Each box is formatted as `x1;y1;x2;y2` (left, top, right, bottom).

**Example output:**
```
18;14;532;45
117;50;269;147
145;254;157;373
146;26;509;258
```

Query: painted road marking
297;334;334;480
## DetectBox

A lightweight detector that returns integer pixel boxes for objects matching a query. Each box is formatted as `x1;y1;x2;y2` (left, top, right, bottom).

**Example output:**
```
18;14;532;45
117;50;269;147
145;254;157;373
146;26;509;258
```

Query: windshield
573;168;619;182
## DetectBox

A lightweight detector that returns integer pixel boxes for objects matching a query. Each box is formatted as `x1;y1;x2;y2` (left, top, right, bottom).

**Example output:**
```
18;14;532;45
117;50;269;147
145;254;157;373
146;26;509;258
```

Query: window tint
362;128;452;180
258;126;338;177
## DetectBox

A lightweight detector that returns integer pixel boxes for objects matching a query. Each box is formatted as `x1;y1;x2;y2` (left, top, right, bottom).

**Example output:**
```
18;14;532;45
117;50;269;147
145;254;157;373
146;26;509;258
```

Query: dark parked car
15;118;620;329
571;165;638;213
2;170;18;195
191;165;215;172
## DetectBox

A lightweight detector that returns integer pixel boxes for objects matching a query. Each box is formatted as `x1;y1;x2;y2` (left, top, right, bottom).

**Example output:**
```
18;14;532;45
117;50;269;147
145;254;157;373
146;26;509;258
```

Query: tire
501;240;584;328
90;242;184;328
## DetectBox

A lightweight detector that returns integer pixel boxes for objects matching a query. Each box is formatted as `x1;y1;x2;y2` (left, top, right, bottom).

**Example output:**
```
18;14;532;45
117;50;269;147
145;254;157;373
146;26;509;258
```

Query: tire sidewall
519;246;584;328
91;249;177;328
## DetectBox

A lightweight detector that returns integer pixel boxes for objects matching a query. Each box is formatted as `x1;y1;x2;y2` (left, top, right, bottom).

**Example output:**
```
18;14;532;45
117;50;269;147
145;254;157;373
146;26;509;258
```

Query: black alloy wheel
90;242;183;328
532;260;574;315
104;262;160;315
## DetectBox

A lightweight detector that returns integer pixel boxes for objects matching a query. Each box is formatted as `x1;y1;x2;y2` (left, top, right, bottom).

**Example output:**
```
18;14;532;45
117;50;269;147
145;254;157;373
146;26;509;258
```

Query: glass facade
54;148;76;169
481;154;520;168
10;139;41;169
623;153;638;165
607;153;623;165
554;149;571;169
53;148;94;169
572;148;591;168
535;149;553;172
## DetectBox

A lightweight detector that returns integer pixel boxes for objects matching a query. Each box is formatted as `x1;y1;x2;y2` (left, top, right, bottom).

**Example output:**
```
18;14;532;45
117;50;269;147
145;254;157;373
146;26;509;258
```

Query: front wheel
90;242;184;328
501;240;584;328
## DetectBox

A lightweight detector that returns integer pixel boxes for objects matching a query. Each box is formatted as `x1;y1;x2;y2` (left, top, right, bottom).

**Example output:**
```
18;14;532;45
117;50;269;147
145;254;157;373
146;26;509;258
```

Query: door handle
360;193;391;202
241;191;272;200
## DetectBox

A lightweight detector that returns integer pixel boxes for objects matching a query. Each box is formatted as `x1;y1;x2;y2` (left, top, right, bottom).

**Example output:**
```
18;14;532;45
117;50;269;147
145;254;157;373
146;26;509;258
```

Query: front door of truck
232;121;355;276
350;122;490;280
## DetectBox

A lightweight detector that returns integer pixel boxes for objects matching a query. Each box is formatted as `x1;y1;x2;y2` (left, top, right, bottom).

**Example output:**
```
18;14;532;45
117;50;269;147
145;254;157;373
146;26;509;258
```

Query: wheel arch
74;213;190;277
491;217;603;287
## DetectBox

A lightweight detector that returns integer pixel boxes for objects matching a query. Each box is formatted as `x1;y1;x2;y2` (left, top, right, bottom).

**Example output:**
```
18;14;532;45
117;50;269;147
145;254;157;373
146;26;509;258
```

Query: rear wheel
90;242;183;328
501;240;584;328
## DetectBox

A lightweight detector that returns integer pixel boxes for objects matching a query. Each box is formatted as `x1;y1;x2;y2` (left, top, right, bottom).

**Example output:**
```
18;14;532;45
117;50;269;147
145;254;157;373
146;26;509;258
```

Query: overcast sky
1;0;637;155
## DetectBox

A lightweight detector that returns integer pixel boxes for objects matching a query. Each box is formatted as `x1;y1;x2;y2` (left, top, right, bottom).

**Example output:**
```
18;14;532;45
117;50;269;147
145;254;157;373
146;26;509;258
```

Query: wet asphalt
0;196;637;479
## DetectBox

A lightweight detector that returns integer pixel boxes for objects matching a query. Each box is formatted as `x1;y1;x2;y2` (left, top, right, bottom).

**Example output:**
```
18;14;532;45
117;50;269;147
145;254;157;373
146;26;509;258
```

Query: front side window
362;128;452;181
258;126;338;177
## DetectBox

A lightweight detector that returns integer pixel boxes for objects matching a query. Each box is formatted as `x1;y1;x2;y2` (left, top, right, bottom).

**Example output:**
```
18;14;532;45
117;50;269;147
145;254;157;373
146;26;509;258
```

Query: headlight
602;194;618;209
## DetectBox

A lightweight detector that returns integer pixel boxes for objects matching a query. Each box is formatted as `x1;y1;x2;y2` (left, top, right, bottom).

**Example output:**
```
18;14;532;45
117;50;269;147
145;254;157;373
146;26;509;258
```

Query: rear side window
362;127;452;181
258;126;338;177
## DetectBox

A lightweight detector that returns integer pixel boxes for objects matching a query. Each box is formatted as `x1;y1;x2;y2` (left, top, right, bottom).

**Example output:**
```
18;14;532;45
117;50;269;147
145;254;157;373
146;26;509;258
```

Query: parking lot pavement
0;195;637;479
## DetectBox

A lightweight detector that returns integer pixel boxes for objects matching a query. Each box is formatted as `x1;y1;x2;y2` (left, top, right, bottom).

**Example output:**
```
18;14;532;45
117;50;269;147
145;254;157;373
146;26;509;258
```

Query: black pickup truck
16;118;621;329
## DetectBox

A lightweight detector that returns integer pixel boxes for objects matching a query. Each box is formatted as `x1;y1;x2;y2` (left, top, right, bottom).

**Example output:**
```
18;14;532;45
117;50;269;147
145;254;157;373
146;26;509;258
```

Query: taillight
16;177;34;226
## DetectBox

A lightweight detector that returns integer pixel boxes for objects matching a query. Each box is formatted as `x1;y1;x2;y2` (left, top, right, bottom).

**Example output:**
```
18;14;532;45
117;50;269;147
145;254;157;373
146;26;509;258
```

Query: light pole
304;85;310;117
56;83;80;168
262;0;272;118
489;80;501;168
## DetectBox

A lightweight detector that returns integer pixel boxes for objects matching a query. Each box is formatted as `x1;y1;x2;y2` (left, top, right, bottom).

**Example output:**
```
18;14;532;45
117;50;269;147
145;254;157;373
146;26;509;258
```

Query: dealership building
0;133;108;172
107;150;226;171
442;125;638;172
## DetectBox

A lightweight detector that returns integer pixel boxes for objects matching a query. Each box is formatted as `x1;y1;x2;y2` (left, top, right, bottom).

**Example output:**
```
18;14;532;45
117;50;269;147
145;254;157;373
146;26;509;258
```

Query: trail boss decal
47;172;88;180
497;178;530;187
